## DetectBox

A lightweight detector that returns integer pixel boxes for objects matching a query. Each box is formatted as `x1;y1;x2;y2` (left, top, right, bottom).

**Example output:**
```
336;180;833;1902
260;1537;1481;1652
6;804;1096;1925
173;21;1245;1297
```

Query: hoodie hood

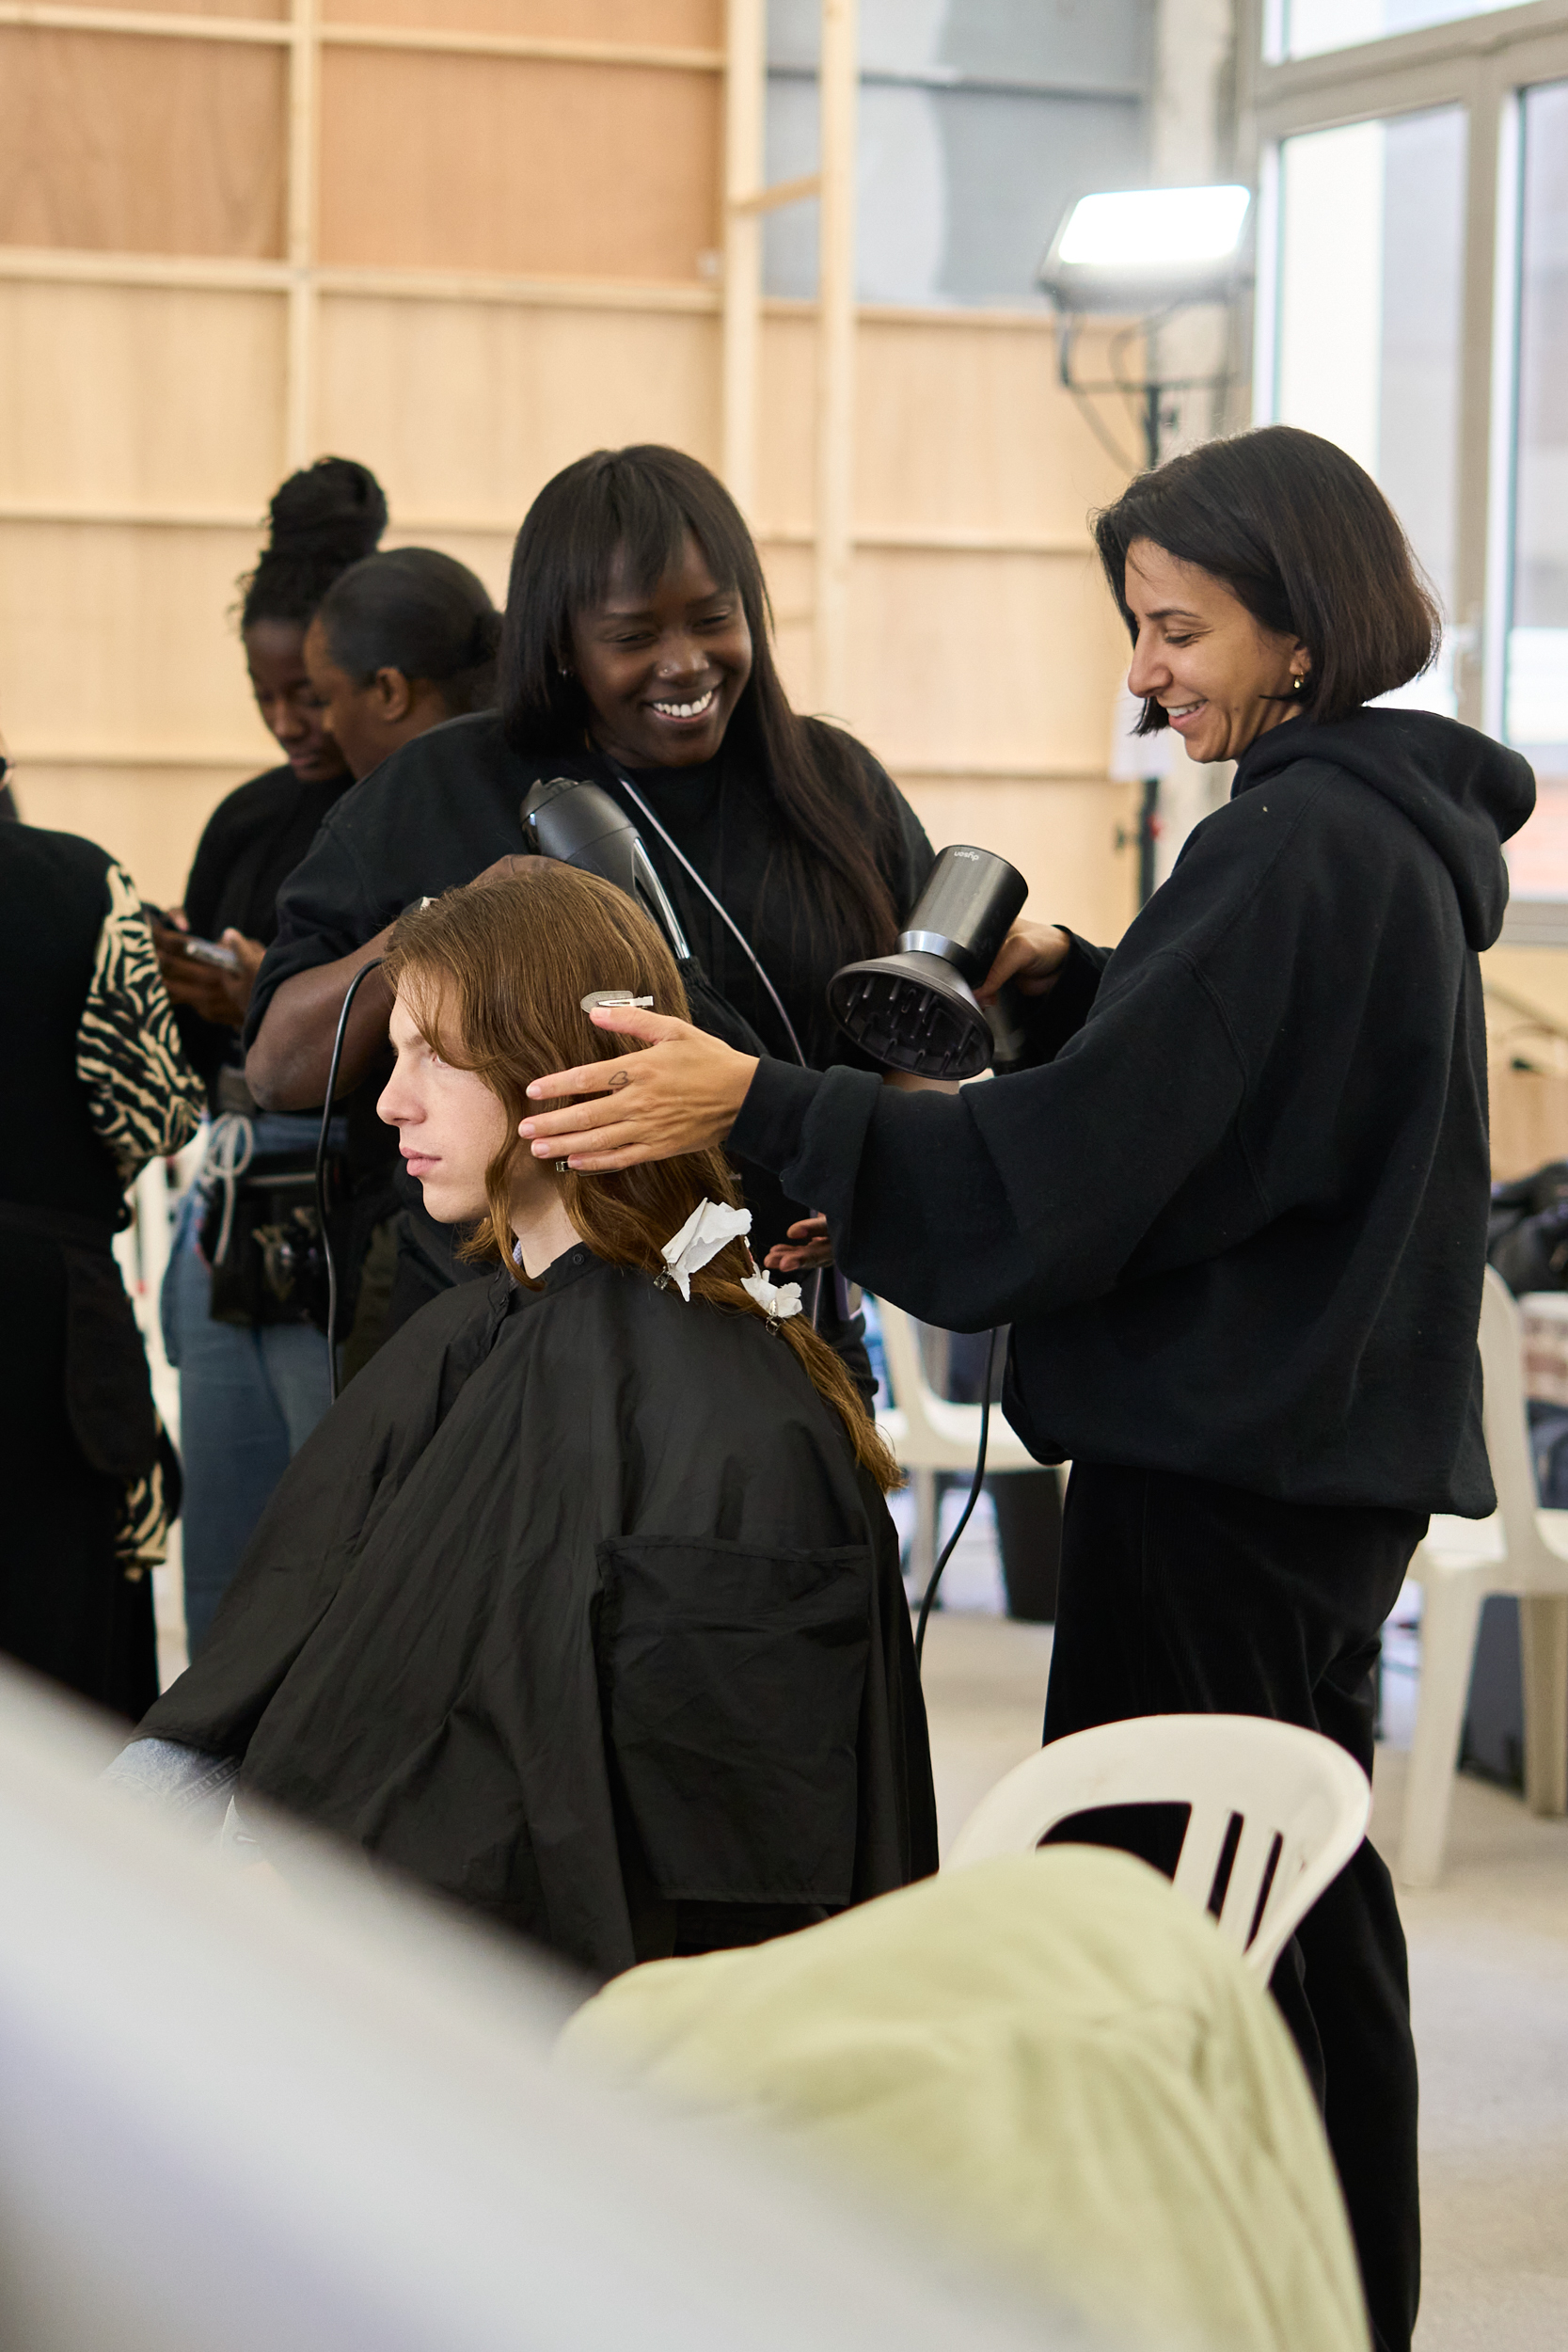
1233;707;1536;950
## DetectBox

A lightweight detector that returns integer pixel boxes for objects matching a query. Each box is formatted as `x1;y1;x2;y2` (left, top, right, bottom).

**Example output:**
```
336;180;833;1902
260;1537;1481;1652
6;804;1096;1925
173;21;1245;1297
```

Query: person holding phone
156;457;388;1653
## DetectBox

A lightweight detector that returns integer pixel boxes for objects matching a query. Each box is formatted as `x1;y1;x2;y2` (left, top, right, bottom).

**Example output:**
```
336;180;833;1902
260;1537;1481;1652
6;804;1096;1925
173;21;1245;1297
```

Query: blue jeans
163;1122;334;1653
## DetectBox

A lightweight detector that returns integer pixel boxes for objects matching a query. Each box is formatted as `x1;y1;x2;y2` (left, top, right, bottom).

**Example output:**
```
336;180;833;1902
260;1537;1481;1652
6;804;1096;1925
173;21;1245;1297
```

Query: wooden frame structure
0;0;1139;932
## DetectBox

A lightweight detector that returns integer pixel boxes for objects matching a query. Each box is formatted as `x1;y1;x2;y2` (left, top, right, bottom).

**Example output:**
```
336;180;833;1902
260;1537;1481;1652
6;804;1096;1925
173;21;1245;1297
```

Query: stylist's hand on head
976;919;1072;1003
520;1005;757;1171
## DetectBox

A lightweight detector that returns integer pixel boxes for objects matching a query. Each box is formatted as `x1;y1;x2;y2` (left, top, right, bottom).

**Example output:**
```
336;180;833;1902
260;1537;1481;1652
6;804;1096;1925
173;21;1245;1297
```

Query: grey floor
919;1613;1568;2352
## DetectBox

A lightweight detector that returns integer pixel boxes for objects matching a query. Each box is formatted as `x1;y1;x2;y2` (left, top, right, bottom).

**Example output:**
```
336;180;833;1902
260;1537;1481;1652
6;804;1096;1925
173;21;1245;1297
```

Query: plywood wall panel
896;777;1137;947
846;546;1127;774
854;317;1138;543
315;296;719;527
752;538;815;713
0;30;286;258
318;52;721;279
0;283;286;509
0;522;276;762
8;767;260;908
323;0;717;39
755;312;816;535
381;526;511;607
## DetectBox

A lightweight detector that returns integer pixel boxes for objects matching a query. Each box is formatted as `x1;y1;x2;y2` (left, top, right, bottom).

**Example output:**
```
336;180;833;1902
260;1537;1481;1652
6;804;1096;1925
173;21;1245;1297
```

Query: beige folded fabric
561;1848;1369;2352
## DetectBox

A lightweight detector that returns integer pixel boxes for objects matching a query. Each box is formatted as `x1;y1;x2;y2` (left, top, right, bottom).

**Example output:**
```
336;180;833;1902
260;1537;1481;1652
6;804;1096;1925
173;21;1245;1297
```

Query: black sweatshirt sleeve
242;814;379;1054
728;946;1255;1332
1011;931;1112;1067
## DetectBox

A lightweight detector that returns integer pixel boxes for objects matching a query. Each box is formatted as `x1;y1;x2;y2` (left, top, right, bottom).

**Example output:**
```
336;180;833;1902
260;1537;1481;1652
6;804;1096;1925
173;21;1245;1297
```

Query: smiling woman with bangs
242;446;935;1387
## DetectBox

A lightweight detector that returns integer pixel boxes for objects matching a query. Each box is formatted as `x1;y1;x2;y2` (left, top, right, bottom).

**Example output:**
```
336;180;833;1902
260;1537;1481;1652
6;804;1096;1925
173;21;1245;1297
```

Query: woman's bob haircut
382;861;900;1494
1093;425;1442;735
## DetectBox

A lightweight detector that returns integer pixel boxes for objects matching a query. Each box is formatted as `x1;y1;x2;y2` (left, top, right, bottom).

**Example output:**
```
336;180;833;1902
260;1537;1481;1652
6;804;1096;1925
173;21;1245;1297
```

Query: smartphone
185;937;242;974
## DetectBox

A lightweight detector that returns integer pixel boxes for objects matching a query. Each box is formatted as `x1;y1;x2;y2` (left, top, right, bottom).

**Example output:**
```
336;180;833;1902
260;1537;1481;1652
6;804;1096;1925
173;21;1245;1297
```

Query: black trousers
1043;1462;1425;2352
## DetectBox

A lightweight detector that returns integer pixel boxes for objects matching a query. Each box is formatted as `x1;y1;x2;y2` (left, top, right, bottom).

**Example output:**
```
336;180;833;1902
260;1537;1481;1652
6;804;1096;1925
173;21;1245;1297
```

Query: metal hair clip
581;991;655;1014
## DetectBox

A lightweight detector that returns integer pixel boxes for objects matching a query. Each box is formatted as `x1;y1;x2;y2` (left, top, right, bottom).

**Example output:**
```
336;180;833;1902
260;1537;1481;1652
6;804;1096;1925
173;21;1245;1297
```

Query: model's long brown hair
383;863;899;1493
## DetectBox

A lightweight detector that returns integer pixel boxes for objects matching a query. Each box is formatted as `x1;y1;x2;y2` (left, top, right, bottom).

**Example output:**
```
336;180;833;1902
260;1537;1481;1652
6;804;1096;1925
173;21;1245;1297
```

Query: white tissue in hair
660;1199;752;1302
740;1270;803;1322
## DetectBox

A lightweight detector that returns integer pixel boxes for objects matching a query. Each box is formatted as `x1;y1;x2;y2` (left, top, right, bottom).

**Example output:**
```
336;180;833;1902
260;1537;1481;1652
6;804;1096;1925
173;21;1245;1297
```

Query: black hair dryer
521;775;690;960
827;845;1028;1081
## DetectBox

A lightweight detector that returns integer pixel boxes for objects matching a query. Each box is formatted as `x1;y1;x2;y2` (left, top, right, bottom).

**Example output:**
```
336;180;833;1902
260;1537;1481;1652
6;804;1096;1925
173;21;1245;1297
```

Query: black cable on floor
914;1325;1002;1671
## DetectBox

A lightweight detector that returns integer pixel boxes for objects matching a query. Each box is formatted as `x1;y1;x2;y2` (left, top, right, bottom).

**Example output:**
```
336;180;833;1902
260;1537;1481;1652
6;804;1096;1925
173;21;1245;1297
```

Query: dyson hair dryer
521;776;692;960
827;844;1028;1081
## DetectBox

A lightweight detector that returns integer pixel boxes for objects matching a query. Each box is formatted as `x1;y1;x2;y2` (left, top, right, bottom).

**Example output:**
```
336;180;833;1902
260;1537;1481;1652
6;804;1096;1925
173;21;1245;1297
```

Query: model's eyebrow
1145;604;1206;623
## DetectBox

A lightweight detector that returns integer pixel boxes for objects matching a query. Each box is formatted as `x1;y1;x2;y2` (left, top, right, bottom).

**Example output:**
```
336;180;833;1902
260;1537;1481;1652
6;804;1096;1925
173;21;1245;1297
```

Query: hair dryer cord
914;1325;1001;1671
315;956;386;1404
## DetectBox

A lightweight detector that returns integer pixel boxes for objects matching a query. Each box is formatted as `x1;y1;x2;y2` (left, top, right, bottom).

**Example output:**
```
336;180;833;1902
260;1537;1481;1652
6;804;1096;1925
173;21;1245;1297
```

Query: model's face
569;532;752;771
1123;539;1308;766
303;615;415;783
378;992;513;1225
245;619;347;784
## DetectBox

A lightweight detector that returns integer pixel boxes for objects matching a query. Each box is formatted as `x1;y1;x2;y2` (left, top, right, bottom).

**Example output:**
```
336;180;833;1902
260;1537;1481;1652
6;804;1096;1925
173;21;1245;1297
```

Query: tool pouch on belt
201;1159;338;1332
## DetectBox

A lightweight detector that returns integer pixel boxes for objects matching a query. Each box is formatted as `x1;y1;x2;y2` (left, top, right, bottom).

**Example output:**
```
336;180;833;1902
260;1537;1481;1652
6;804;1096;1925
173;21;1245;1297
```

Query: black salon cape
138;1246;937;1976
730;709;1537;1516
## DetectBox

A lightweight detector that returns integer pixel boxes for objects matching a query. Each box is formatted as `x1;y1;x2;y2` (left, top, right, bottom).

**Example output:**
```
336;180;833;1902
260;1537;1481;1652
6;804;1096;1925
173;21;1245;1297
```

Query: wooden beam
721;0;766;520
0;4;289;41
0;247;293;291
814;0;858;717
8;748;267;768
285;0;318;470
0;504;1100;559
321;23;722;72
0;5;723;69
730;172;822;216
0;246;720;310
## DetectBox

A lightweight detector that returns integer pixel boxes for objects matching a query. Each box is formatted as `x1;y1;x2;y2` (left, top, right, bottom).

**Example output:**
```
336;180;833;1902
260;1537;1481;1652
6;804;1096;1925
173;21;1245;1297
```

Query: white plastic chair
1399;1266;1568;1886
872;1301;1048;1586
946;1713;1371;1980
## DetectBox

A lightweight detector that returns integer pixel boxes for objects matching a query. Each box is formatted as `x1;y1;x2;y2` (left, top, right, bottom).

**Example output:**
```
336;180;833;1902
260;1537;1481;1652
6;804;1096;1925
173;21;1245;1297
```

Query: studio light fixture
1038;183;1252;314
1037;183;1254;910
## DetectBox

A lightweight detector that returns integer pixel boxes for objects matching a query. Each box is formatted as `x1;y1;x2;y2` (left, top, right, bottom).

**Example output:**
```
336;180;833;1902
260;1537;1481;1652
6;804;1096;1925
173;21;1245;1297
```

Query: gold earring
1292;672;1307;694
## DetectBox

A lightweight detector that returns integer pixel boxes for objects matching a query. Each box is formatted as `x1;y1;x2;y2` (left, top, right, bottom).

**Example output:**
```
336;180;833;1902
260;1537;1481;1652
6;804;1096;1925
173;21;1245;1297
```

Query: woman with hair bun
154;457;388;1654
304;547;501;783
114;861;936;1973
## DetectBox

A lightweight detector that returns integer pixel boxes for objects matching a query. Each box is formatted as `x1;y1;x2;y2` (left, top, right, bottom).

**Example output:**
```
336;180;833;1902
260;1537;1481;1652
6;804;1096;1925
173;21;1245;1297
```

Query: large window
1272;107;1466;711
1247;0;1568;926
1277;1;1526;59
1506;80;1568;898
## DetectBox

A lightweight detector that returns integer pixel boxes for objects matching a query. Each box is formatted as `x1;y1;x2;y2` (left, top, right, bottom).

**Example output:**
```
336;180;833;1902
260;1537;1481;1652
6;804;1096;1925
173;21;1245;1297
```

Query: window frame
1238;0;1568;937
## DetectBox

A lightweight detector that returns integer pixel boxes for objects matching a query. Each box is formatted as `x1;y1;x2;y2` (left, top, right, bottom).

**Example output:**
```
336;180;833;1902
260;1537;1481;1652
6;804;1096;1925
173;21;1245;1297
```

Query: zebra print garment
76;862;204;1182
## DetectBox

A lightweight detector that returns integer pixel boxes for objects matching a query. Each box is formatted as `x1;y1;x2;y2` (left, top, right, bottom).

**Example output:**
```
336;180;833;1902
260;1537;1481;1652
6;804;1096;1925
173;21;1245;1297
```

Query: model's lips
647;686;718;723
402;1150;438;1177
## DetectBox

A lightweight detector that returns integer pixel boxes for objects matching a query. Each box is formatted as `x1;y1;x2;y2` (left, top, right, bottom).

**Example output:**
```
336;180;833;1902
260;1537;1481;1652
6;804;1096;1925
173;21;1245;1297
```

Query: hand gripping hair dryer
828;845;1028;1081
520;775;691;961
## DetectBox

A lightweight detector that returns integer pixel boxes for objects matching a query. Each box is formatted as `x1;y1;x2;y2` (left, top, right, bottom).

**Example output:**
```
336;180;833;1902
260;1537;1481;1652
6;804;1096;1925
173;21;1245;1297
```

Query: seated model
117;865;937;1975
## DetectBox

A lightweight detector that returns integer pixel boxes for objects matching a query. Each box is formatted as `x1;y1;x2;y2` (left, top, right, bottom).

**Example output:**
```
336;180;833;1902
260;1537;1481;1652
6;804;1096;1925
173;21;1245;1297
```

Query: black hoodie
730;709;1536;1515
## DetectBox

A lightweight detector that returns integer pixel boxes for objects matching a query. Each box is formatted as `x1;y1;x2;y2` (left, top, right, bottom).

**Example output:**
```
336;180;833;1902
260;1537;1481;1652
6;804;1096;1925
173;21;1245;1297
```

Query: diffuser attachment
828;845;1028;1081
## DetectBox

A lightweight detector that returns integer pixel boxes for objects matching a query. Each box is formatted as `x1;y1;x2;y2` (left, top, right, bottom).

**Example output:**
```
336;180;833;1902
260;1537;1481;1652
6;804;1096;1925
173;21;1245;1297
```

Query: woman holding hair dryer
516;425;1537;2352
242;444;933;1357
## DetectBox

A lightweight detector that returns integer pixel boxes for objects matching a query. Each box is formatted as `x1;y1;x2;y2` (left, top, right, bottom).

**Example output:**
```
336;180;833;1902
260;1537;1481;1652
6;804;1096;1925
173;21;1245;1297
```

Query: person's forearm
245;930;394;1109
